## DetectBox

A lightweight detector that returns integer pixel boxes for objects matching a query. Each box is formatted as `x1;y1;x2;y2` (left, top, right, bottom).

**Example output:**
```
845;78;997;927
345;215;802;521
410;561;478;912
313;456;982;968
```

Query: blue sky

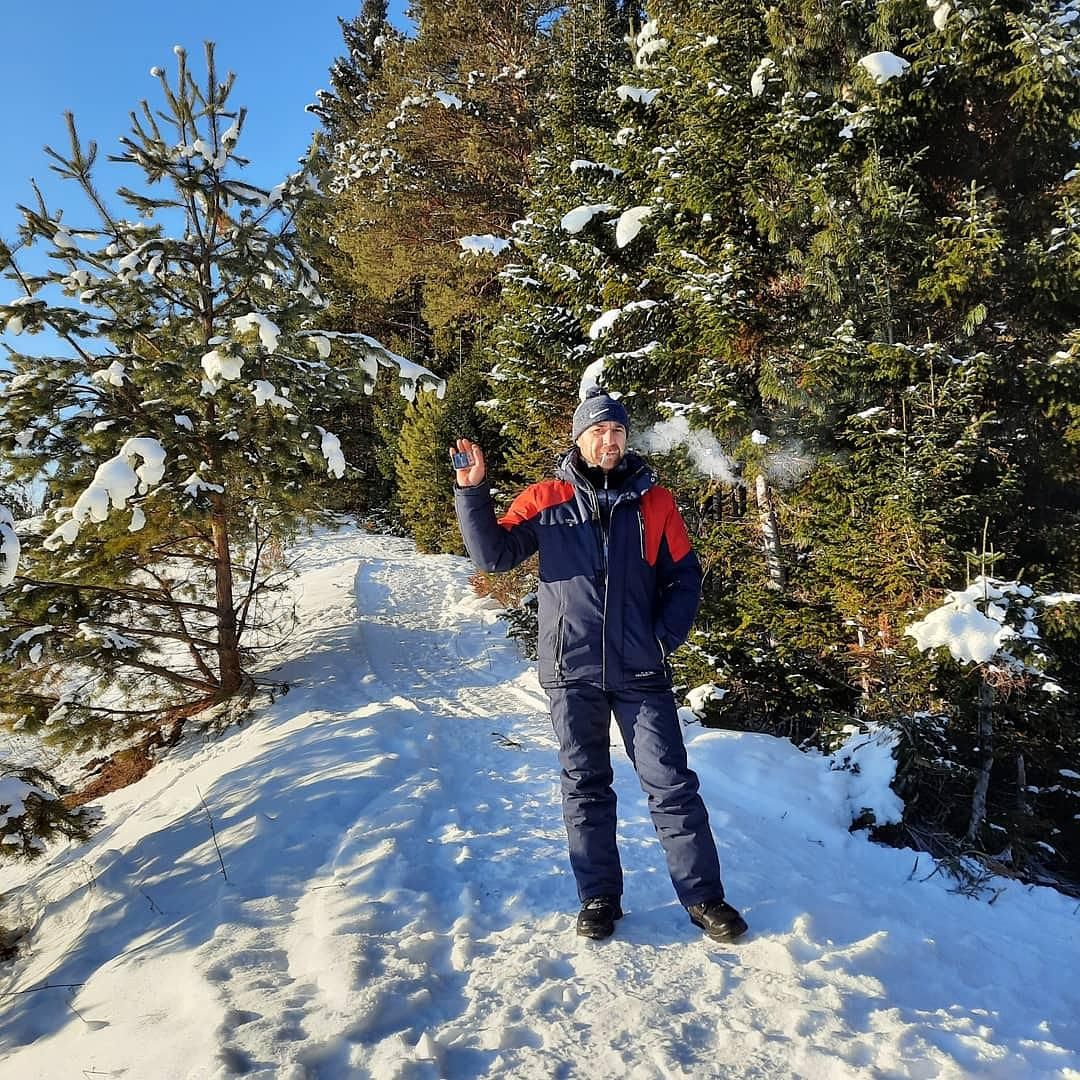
0;1;407;235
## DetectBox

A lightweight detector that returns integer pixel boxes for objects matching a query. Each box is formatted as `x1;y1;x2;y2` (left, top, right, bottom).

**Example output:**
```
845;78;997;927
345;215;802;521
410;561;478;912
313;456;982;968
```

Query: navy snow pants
547;683;725;908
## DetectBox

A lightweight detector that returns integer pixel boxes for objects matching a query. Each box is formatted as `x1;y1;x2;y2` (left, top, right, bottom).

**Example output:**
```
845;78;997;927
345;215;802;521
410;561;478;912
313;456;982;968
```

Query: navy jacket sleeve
454;480;539;572
654;539;703;657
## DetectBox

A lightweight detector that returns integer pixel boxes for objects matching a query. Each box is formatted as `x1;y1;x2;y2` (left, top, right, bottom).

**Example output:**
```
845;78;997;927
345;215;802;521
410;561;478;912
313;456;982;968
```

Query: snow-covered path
1;527;1078;1079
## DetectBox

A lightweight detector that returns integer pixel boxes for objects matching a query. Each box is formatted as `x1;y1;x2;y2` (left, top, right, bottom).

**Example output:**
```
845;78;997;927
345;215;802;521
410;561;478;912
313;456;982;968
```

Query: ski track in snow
1;526;1078;1079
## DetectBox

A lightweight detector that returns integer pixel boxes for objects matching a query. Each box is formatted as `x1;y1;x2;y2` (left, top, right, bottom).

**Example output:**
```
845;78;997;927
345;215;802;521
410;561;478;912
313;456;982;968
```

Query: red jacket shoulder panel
498;479;576;528
641;486;693;565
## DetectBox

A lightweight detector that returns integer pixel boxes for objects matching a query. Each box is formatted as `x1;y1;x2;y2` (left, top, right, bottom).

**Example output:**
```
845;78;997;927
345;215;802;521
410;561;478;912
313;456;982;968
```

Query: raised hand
450;438;486;487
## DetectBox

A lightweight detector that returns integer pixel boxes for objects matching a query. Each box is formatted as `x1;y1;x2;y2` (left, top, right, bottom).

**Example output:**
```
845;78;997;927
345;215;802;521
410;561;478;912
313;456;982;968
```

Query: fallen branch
196;785;228;882
1;981;85;999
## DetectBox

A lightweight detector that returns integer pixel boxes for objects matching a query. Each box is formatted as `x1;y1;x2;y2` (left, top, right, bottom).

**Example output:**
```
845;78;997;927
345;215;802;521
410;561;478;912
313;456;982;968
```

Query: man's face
576;421;627;472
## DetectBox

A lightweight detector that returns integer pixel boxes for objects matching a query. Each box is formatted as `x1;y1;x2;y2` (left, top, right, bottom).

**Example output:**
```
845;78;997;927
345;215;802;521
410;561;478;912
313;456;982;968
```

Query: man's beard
592;447;624;471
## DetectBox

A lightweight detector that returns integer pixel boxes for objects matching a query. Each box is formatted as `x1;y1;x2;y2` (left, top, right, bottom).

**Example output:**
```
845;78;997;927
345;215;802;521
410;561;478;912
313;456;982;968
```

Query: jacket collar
557;448;654;497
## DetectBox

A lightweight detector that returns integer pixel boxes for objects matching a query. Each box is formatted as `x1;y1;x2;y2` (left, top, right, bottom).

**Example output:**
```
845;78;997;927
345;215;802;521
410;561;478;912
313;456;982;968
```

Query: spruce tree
743;0;1080;866
0;761;92;860
488;0;641;485
395;354;501;553
308;0;393;151
0;45;442;750
619;0;1080;874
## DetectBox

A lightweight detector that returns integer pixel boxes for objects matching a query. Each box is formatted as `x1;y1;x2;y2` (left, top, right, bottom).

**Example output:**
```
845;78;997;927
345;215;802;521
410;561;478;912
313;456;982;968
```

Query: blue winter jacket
455;450;702;690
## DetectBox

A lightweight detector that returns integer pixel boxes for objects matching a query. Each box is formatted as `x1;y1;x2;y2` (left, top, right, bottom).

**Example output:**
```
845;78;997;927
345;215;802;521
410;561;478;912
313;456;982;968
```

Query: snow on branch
906;577;1078;689
310;331;446;400
317;428;347;478
0;505;20;587
615;206;653;248
587;299;659;339
44;438;167;549
458;235;511;257
560;204;618;234
858;52;911;85
616;85;661;105
751;58;775;97
233;312;281;353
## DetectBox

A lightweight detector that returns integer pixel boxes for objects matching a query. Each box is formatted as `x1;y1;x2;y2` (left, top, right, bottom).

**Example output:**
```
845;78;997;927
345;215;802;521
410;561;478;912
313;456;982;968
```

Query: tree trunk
856;625;871;698
755;473;786;591
965;677;995;845
210;498;244;696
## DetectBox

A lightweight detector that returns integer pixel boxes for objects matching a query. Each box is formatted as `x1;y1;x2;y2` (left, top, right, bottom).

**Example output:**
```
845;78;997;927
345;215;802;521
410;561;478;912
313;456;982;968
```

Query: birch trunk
965;677;995;845
755;473;786;591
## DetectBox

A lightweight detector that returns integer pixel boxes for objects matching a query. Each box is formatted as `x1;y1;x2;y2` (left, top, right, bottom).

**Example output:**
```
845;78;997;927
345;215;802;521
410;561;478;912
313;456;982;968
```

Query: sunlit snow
201;348;244;384
43;438;167;549
2;528;1077;1078
0;504;19;587
751;57;775;97
859;51;911;84
615;205;653;248
233;312;281;353
560;204;617;234
905;578;1031;664
458;235;511;256
616;85;660;105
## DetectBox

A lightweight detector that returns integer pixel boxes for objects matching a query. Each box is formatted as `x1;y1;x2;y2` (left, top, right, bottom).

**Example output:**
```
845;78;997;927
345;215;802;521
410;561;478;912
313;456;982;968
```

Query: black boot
687;899;748;942
576;896;624;940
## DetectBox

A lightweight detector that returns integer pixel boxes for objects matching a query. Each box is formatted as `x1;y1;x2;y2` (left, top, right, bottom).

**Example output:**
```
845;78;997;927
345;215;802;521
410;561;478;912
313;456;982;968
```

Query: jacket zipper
567;456;650;691
600;474;609;689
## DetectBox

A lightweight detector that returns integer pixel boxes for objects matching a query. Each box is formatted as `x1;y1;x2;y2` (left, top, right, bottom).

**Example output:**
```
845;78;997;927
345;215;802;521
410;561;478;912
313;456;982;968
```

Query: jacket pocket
554;611;566;677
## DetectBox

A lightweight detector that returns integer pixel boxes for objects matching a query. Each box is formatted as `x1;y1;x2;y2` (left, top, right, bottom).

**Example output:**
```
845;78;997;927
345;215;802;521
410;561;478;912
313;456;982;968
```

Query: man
452;387;747;943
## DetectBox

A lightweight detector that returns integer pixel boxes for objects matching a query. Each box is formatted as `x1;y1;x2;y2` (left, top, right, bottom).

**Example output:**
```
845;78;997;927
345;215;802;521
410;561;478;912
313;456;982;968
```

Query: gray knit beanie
572;387;629;441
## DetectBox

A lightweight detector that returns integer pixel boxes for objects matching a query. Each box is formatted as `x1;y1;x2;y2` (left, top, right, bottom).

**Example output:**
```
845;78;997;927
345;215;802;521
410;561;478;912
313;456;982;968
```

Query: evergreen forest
2;0;1079;895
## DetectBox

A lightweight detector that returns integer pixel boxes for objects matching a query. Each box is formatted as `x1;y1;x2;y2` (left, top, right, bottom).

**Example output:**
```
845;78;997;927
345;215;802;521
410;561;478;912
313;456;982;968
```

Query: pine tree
0;44;442;750
315;0;545;362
